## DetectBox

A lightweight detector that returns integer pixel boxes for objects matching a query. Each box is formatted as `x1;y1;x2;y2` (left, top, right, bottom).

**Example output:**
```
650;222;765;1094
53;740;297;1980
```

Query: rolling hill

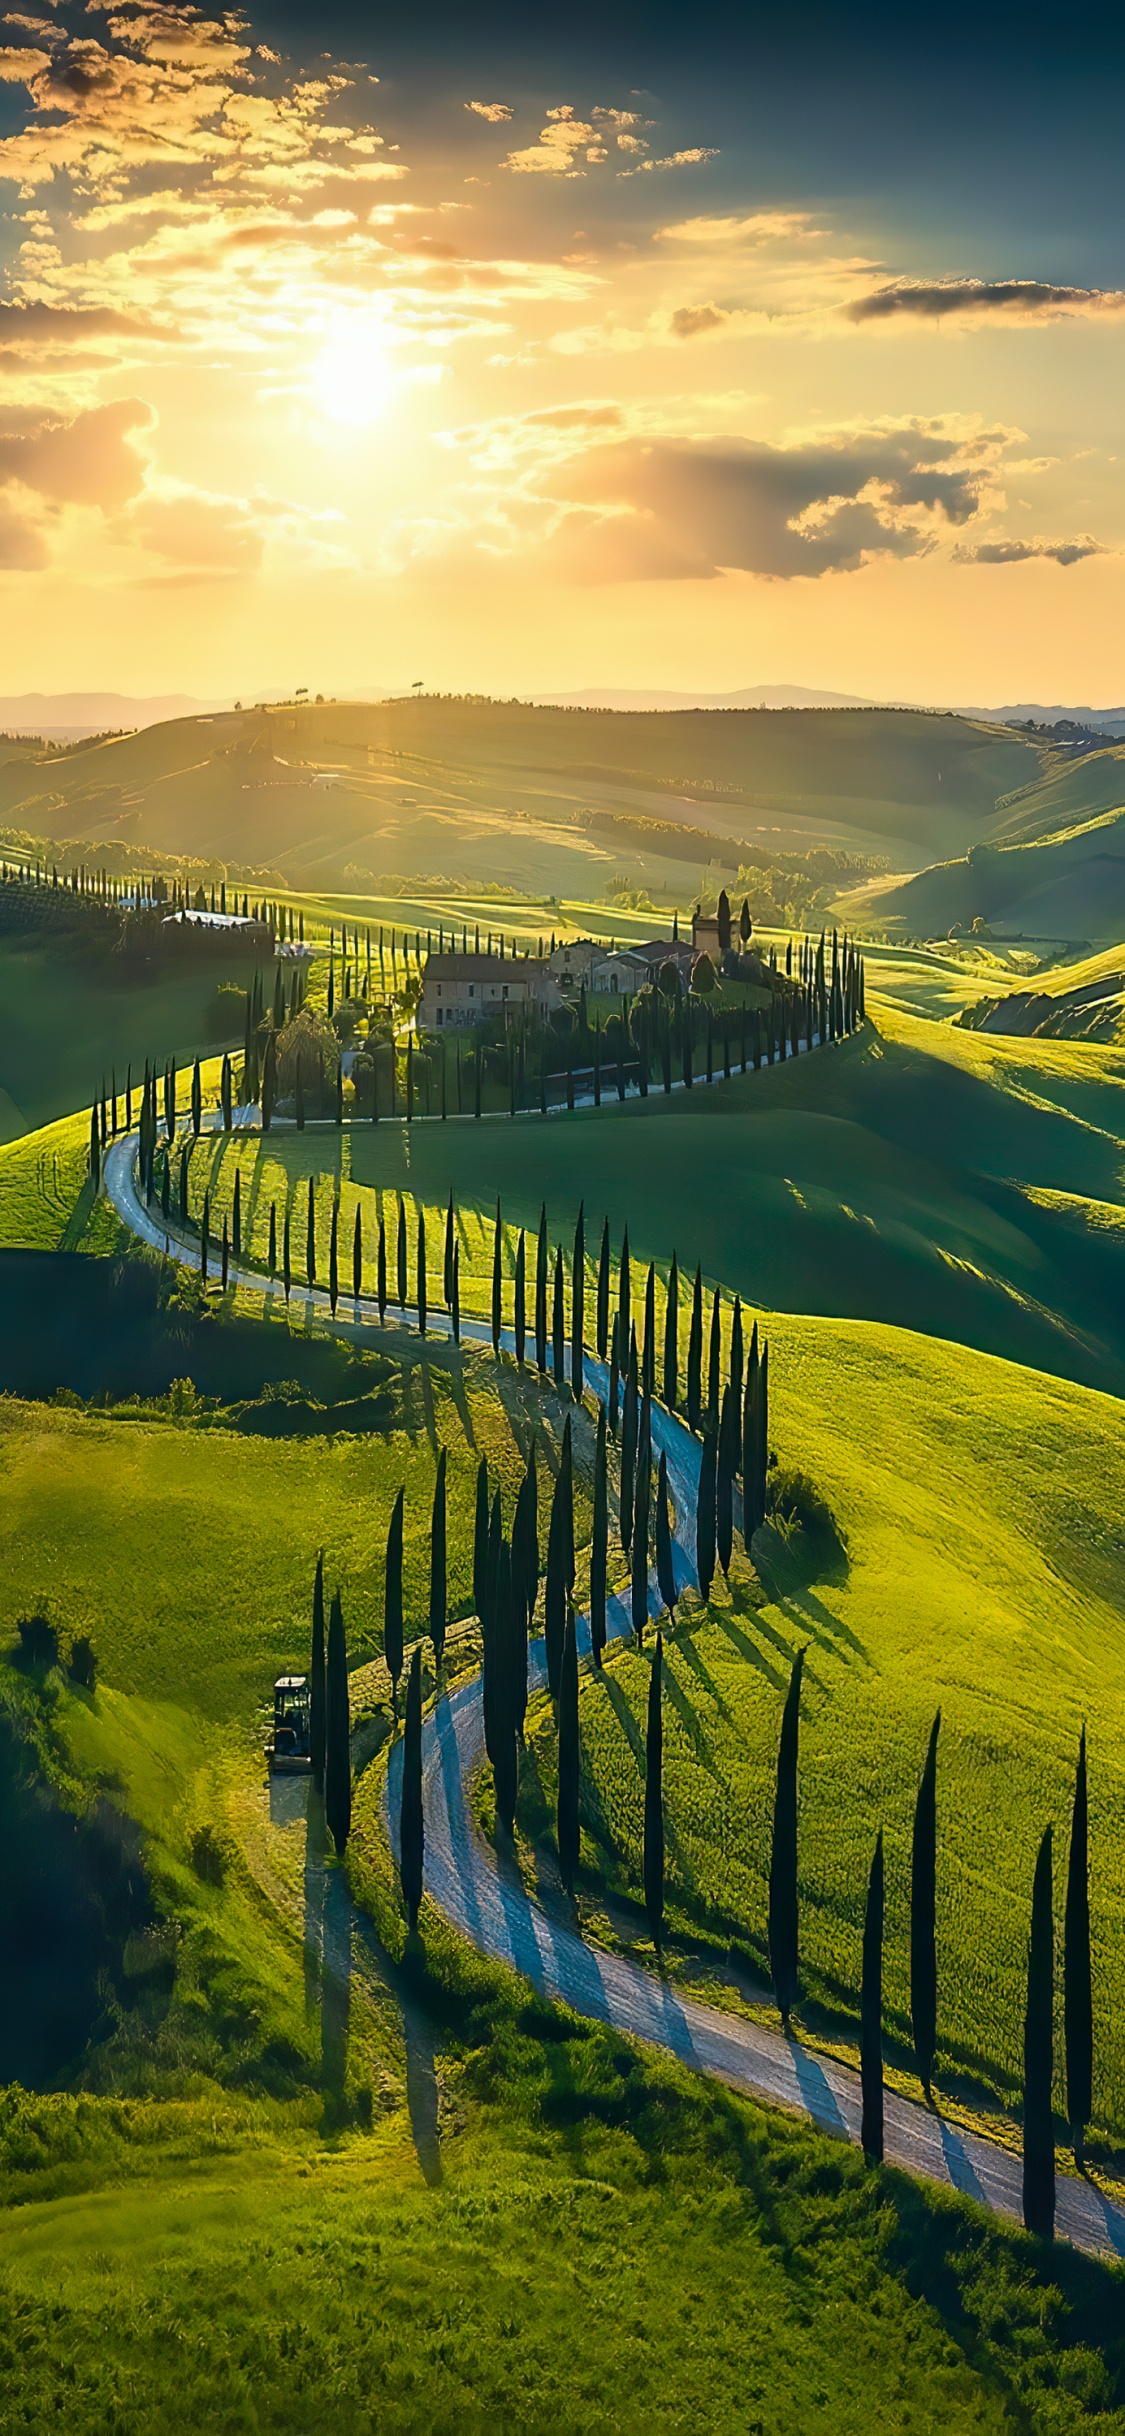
0;698;1043;891
868;805;1125;944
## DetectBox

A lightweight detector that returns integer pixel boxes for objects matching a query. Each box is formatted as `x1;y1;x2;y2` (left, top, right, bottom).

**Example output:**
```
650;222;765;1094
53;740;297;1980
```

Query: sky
0;0;1123;700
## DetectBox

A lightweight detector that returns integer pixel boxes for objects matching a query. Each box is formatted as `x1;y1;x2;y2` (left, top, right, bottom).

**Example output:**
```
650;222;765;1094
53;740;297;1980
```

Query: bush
766;1465;847;1572
68;1634;97;1690
16;1612;60;1670
205;982;246;1043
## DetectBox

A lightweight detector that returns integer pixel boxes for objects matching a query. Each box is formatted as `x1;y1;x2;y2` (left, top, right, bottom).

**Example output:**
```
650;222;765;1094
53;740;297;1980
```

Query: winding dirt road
105;1124;1125;2260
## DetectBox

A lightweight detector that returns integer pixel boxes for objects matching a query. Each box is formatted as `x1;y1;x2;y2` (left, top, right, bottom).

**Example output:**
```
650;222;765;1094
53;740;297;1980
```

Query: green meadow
0;938;261;1142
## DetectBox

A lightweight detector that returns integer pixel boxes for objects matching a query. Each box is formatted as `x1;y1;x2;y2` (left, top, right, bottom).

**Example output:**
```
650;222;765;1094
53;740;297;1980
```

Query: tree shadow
660;1658;719;1775
675;1631;736;1726
303;1780;328;2018
320;1863;352;2125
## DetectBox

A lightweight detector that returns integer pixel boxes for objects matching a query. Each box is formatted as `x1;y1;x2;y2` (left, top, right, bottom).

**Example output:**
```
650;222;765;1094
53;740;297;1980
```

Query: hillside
0;700;1042;890
867;804;1125;944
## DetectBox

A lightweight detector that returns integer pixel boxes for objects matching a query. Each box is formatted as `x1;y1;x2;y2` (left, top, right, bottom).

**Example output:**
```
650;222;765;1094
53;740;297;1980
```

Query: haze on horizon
0;0;1121;703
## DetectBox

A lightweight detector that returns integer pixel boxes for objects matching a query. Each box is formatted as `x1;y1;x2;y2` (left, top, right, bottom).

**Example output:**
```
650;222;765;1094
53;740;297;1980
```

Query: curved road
105;1126;1125;2260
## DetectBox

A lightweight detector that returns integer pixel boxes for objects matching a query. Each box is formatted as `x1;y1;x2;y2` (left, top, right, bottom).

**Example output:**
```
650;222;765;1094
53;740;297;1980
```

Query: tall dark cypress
707;1289;722;1428
324;1588;352;1856
377;1214;387;1320
768;1646;805;2028
695;1425;716;1603
352;1207;362;1301
557;1608;580;1895
1065;1726;1092;2164
642;1260;656;1401
89;1101;100;1183
1023;1825;1056;2240
644;1633;665;1948
686;1265;703;1431
443;1190;455;1305
514;1228;527;1365
329;1199;339;1315
861;1829;885;2162
306;1177;316;1286
416;1207;427;1335
655;1447;676;1621
911;1711;940;2098
473;1456;490;1621
491;1198;503;1353
552;1243;566;1390
620;1329;638;1555
590;1400;608;1666
282;1206;291;1301
663;1252;679;1410
596;1217;611;1360
608;1309;620;1436
191;1055;202;1137
535;1203;548;1373
571;1202;585;1400
428;1447;447;1668
310;1551;327;1784
451;1240;460;1342
716;1381;736;1577
400;1645;424;1929
396;1195;408;1307
383;1489;404;1715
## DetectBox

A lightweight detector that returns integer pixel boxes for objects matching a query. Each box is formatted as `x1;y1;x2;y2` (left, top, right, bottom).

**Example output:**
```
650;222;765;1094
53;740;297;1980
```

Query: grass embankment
177;994;1125;1394
0;941;262;1142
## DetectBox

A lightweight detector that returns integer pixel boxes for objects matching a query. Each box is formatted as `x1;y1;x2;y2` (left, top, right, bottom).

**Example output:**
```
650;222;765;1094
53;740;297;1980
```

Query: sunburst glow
311;323;395;427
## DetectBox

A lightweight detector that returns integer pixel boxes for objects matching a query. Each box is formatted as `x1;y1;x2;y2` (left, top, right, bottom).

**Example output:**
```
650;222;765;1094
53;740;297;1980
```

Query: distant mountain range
3;684;1125;743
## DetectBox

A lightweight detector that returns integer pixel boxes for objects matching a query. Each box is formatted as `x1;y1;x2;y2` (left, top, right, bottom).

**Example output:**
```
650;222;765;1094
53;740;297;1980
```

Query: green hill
0;699;1042;888
867;805;1125;944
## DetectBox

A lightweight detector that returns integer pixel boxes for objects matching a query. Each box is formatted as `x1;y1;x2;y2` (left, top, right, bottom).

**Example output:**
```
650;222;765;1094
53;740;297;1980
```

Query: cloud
0;397;152;505
669;302;732;338
952;535;1107;566
657;210;828;246
127;484;265;570
846;279;1125;325
464;100;511;122
627;148;719;175
504;101;712;177
0;299;175;345
0;491;49;567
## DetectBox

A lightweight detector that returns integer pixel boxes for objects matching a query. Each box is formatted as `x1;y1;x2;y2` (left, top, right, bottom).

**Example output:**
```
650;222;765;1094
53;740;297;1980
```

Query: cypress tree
451;1239;461;1342
642;1260;656;1401
443;1191;455;1305
310;1552;326;1784
557;1608;580;1895
473;1457;490;1621
400;1645;424;1930
377;1214;387;1320
663;1252;679;1410
620;1329;638;1554
1023;1825;1056;2240
571;1201;585;1399
491;1198;503;1353
514;1228;526;1364
552;1243;565;1389
644;1632;665;1948
261;1027;276;1130
221;1052;233;1132
416;1206;427;1335
596;1216;611;1360
383;1489;404;1715
396;1196;408;1307
535;1203;548;1373
655;1447;676;1622
283;1207;291;1301
1065;1726;1092;2165
89;1101;100;1183
510;1473;532;1738
324;1588;351;1856
329;1199;339;1315
717;1381;736;1577
631;1418;649;1647
687;1265;703;1431
861;1829;885;2162
191;1056;202;1138
590;1400;608;1666
352;1206;362;1301
768;1646;805;2028
306;1177;316;1286
428;1447;447;1668
707;1289;722;1427
695;1423;716;1602
608;1308;620;1436
911;1711;940;2098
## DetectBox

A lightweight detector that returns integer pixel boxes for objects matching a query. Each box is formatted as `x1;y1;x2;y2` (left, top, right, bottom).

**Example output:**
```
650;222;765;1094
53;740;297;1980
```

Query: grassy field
506;1315;1125;2145
0;939;262;1142
173;990;1125;1397
0;697;1044;885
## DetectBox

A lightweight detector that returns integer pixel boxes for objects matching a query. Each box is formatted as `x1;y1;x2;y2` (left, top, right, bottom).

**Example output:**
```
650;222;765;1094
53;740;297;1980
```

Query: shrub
766;1465;847;1571
16;1611;59;1670
205;981;246;1043
68;1634;97;1689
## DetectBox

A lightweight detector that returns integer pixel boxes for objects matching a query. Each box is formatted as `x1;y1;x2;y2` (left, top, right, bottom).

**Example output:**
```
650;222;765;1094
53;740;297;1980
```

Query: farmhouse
417;951;562;1028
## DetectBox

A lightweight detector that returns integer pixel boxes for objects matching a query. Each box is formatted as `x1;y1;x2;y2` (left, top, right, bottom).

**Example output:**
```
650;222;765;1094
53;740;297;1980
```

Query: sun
310;320;395;427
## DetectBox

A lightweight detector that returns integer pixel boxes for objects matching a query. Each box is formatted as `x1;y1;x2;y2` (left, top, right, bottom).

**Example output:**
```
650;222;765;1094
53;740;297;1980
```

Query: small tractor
267;1674;312;1772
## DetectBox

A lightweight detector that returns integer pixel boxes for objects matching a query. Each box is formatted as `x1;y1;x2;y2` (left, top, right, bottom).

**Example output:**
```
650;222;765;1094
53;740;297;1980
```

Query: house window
469;984;475;997
502;984;509;999
611;974;619;992
437;983;442;996
437;1007;443;1024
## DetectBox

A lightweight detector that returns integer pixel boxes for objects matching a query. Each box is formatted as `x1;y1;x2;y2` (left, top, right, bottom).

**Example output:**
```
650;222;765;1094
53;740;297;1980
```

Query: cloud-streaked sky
0;0;1121;698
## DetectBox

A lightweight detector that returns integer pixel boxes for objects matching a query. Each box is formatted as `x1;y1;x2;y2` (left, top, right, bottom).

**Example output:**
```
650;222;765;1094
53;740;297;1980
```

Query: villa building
417;951;562;1029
